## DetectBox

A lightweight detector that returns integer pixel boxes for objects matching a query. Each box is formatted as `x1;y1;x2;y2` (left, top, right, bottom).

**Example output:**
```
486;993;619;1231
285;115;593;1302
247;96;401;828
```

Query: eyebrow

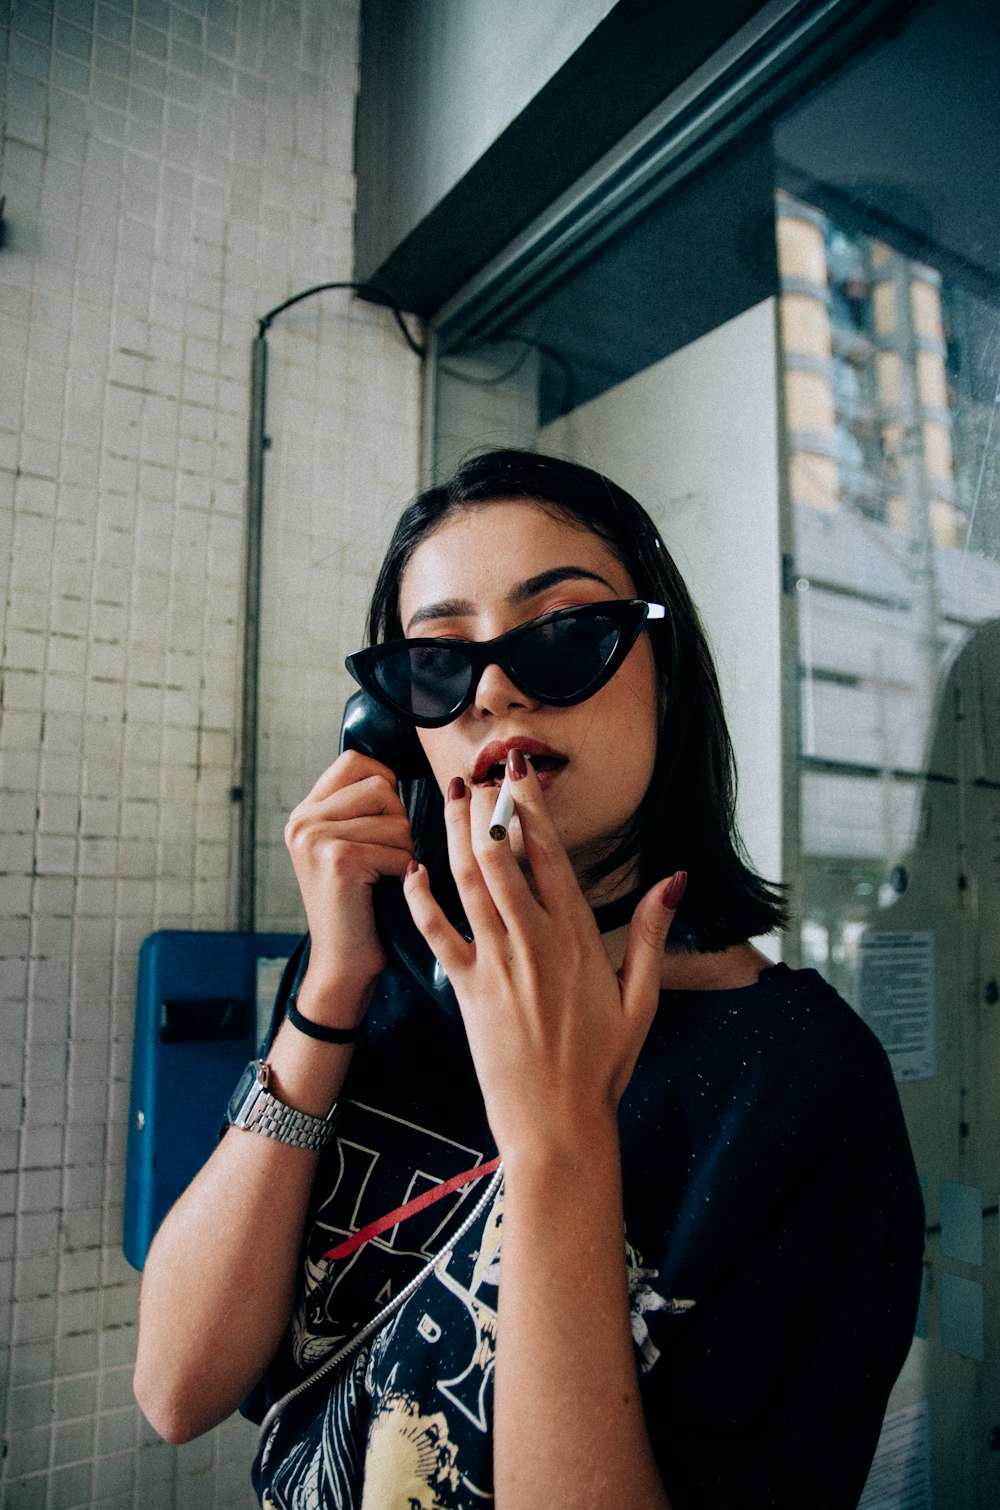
403;566;619;635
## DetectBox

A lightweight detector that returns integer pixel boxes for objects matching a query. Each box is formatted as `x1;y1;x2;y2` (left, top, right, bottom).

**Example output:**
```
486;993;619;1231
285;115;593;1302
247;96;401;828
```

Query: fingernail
507;748;528;780
448;776;466;801
662;870;688;910
405;858;419;877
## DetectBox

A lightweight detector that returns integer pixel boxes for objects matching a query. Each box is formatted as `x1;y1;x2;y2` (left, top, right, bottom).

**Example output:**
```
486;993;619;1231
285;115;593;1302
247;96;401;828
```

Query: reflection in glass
777;188;1000;975
778;178;1000;1510
431;1;1000;1497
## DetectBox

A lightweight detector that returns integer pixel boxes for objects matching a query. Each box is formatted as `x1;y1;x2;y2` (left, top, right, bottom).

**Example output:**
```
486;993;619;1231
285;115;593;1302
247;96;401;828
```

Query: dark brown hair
366;449;787;951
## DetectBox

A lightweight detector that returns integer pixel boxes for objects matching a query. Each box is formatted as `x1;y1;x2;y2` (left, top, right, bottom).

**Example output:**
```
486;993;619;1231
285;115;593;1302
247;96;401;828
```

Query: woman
135;450;924;1509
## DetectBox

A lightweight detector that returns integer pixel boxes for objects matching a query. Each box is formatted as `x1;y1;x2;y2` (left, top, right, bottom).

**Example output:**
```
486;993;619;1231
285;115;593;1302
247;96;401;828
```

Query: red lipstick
472;737;568;786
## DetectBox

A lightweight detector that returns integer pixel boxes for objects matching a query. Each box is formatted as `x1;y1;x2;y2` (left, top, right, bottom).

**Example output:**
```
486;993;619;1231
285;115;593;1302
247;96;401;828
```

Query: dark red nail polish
405;858;419;877
508;748;528;780
662;870;688;910
448;776;466;802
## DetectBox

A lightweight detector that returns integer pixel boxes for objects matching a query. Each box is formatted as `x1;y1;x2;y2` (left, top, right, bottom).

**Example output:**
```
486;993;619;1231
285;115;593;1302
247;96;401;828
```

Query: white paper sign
858;1400;932;1509
856;930;936;1081
940;1180;983;1266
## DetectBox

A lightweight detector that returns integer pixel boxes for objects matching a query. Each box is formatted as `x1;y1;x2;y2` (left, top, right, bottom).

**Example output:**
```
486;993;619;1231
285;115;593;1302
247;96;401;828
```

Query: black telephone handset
338;686;426;783
339;689;460;1021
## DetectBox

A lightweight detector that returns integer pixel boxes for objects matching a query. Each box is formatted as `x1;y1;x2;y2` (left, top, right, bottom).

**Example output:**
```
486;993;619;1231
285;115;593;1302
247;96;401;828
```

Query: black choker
591;885;647;933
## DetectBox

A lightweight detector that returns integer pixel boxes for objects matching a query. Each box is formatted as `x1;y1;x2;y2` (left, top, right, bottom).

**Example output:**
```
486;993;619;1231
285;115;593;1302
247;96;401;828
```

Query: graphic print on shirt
625;1238;696;1372
262;1345;370;1510
265;1098;687;1509
291;1101;492;1369
360;1179;504;1505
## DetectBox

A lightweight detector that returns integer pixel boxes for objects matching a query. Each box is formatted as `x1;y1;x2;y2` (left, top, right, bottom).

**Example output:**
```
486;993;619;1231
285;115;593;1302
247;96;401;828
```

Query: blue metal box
124;929;300;1270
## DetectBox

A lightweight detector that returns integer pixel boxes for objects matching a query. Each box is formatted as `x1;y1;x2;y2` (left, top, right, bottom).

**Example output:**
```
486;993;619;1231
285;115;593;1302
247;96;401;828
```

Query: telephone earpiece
339;688;427;780
339;690;460;1021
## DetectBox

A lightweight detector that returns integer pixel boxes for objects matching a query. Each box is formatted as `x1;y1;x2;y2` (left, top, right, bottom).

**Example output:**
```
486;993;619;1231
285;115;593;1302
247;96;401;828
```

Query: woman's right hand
284;751;415;1013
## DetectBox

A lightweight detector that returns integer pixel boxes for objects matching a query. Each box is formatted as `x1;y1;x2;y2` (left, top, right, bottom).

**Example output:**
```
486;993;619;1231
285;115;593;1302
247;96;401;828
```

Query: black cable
258;280;425;357
438;332;576;415
238;280;421;927
387;303;426;359
438;339;537;388
534;339;576;417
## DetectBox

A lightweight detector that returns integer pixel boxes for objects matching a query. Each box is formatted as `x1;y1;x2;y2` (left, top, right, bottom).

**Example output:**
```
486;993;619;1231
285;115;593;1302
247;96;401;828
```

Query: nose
470;659;541;718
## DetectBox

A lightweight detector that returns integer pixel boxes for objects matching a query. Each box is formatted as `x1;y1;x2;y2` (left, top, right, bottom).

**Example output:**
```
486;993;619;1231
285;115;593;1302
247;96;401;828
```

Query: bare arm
495;1133;670;1510
134;1018;354;1443
403;751;680;1509
134;752;413;1442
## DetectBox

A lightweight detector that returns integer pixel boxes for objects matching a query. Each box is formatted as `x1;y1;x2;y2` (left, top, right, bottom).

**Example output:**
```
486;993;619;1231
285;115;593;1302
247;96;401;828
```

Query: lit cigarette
489;773;515;841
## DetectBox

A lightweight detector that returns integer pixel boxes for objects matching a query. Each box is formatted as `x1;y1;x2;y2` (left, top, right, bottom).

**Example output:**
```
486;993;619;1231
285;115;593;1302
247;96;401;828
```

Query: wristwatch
227;1059;339;1152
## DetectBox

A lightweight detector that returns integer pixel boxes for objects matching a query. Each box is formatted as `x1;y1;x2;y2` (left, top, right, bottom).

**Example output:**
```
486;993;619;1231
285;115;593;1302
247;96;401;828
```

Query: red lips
472;737;569;785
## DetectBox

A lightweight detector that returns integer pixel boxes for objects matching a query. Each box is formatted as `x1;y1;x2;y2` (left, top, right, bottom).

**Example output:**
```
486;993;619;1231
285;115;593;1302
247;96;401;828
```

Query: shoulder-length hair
365;449;787;951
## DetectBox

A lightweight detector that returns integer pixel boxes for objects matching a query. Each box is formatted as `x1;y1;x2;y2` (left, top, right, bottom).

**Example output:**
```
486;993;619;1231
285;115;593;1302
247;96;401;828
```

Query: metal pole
233;286;419;933
237;331;269;932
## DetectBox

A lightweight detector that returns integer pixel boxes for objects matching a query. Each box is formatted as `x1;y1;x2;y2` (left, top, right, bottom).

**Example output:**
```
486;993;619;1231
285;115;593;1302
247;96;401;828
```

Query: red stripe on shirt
322;1156;502;1262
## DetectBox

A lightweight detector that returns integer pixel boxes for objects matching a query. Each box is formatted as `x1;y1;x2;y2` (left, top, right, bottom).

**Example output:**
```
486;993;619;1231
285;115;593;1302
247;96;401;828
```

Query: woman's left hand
403;750;685;1163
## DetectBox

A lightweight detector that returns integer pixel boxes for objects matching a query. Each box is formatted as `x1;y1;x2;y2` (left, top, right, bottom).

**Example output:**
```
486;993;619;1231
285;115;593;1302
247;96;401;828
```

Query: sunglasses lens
515;611;622;698
357;603;648;724
374;644;472;720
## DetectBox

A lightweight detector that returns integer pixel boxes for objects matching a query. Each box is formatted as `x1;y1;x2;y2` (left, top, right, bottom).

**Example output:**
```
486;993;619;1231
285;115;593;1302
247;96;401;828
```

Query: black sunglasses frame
345;599;666;728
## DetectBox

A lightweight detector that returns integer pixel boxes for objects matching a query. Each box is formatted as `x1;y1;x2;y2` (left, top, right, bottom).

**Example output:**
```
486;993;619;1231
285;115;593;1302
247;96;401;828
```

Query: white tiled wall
0;2;421;1506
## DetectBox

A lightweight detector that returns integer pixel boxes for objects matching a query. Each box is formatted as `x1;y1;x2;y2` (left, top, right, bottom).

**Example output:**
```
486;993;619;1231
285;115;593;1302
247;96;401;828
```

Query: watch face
228;1061;260;1121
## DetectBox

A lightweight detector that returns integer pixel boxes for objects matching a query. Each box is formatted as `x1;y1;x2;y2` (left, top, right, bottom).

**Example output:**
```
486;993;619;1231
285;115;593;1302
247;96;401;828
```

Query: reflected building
776;190;1000;987
777;188;1000;1509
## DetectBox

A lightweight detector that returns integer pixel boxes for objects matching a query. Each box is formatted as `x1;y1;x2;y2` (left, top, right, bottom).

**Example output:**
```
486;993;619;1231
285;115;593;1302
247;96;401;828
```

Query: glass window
430;1;1000;1501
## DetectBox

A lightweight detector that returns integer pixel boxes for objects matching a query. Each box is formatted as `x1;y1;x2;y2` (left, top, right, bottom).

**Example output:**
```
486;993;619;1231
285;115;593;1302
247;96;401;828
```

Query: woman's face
397;499;661;894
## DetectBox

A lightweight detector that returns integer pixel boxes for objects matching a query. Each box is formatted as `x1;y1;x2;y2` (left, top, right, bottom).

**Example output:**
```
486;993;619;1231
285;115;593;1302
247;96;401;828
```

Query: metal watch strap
229;1060;338;1152
245;1094;338;1151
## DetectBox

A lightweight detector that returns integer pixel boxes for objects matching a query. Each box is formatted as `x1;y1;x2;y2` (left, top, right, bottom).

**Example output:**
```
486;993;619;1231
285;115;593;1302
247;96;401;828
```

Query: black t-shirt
246;958;924;1509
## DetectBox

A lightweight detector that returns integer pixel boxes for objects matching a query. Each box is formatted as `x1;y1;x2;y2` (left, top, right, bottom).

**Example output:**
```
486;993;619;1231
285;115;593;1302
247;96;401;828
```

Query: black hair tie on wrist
286;995;365;1043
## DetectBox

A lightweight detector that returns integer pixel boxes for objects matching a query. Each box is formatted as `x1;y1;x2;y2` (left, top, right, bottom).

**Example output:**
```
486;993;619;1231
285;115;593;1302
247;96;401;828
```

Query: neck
577;855;774;991
659;941;774;990
590;883;646;933
579;853;643;909
600;921;773;991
